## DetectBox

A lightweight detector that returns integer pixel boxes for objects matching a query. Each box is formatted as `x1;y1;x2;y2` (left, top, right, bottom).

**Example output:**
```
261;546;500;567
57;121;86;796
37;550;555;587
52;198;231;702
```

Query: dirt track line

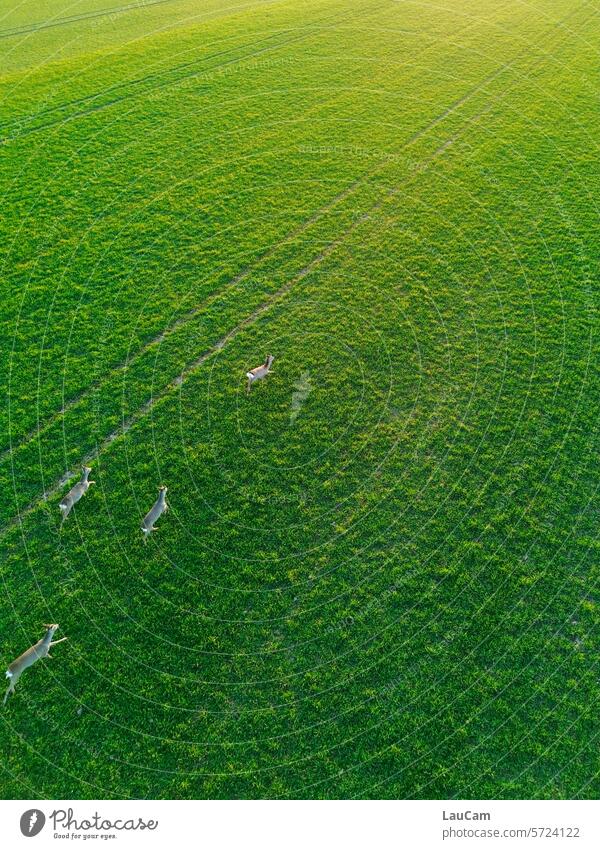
3;0;510;462
1;36;520;466
0;0;181;40
0;105;515;538
0;1;383;138
3;2;589;533
0;25;296;131
3;173;390;535
1;4;394;463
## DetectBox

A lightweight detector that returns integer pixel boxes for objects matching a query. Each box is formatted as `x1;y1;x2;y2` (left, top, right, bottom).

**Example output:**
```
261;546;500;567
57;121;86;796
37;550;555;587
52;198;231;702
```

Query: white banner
0;800;598;849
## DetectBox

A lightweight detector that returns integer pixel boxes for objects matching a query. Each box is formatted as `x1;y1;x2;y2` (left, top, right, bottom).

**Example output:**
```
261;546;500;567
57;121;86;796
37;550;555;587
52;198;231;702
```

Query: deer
246;354;274;392
141;485;169;542
59;466;95;525
4;624;67;705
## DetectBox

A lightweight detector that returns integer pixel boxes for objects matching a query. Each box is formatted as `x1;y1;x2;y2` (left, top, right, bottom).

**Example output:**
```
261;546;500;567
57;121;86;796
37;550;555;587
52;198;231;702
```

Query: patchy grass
0;0;598;799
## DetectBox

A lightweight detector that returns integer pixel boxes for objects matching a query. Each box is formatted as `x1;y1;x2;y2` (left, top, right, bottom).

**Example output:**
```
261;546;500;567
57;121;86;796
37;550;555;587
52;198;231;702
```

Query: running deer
59;466;95;525
4;624;67;705
141;485;169;542
246;354;274;392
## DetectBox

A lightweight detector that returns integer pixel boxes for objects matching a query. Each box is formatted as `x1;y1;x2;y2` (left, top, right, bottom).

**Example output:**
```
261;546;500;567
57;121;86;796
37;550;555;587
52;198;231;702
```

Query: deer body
246;354;274;392
141;486;169;541
4;625;67;705
59;466;94;524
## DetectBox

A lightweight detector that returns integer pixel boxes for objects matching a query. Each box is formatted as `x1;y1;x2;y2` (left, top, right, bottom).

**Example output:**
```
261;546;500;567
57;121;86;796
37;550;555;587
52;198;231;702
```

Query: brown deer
4;625;67;705
59;466;95;525
246;354;274;392
141;485;169;542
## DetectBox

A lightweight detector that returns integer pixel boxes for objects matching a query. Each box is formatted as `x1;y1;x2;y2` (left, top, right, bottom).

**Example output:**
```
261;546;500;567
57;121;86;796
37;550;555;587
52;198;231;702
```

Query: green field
0;0;598;799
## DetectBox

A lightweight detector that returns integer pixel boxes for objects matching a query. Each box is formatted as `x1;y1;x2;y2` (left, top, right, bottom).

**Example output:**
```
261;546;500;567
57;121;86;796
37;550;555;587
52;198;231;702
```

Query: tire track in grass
2;1;590;532
8;0;586;463
0;21;310;130
0;61;561;537
0;0;182;40
0;12;525;466
3;0;519;459
1;8;596;796
0;0;388;139
2;0;402;458
1;134;459;537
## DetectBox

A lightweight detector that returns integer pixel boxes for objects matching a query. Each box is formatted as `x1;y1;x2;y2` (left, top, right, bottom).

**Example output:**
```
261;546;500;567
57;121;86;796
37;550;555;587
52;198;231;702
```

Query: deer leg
3;680;14;705
59;505;70;528
50;637;68;646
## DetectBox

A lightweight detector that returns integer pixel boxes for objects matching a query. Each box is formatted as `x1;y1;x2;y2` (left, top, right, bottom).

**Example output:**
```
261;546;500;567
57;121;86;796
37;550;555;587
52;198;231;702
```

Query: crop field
0;0;598;800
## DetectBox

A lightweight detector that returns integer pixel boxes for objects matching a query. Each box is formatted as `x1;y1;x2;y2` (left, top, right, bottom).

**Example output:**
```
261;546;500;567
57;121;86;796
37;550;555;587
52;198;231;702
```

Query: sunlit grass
0;0;598;799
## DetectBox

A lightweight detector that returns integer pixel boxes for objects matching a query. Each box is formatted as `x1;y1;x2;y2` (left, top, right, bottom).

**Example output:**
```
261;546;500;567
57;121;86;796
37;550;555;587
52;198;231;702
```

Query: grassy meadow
0;0;599;799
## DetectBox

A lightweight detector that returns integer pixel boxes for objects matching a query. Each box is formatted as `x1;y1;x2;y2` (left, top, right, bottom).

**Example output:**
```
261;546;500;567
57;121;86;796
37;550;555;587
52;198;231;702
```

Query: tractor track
1;0;592;537
0;0;388;139
0;0;183;40
1;0;517;466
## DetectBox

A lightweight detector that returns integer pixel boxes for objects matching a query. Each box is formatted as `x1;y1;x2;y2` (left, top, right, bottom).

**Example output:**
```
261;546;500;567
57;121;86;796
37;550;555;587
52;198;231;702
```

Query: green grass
0;0;598;799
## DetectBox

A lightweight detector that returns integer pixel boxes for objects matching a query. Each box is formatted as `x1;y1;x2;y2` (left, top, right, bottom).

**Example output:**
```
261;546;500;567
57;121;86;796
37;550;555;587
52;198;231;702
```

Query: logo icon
20;810;46;837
